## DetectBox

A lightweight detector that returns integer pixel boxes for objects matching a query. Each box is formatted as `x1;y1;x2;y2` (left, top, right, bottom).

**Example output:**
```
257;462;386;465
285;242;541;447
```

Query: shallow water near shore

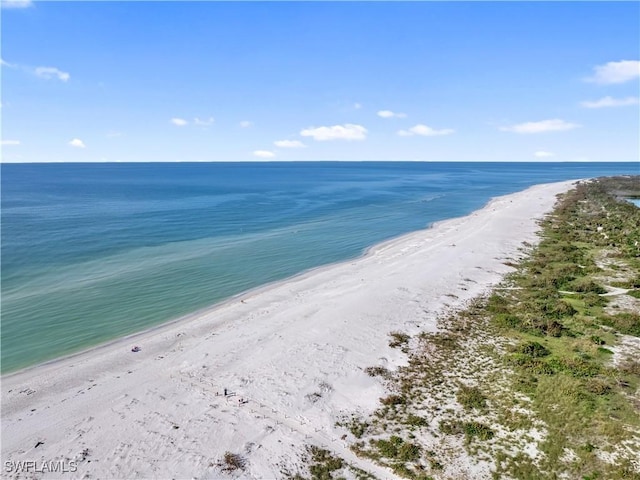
1;161;635;373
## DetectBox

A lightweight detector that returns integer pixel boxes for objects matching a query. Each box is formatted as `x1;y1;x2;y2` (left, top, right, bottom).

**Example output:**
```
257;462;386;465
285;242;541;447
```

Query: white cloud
534;151;555;158
274;140;306;148
1;0;33;9
171;118;188;126
1;140;20;146
194;117;215;126
253;150;276;158
377;110;407;119
586;60;640;84
397;124;454;137
69;138;86;148
239;120;253;128
171;117;214;127
2;59;71;83
35;66;70;82
500;119;580;134
300;124;367;141
580;96;639;108
354;103;362;109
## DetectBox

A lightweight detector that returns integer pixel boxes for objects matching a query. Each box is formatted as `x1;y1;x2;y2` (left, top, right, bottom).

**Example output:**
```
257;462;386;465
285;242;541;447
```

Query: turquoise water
1;162;637;373
628;198;640;207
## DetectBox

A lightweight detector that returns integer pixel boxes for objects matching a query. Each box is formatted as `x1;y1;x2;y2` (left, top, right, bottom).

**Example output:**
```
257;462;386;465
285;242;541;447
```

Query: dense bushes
439;420;494;442
373;436;421;462
601;312;640;336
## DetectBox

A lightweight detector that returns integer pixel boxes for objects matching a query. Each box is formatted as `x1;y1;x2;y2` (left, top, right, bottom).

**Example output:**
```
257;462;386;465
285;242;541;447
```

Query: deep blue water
1;162;637;373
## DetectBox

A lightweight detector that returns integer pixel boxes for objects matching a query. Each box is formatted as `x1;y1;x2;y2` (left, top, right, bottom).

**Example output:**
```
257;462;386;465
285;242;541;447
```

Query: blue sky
1;1;639;162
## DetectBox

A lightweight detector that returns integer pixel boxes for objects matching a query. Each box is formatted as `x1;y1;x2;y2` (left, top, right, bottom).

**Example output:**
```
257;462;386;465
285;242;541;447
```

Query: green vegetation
456;385;487;411
345;298;501;479
439;420;494;442
351;436;432;480
372;436;421;462
484;177;640;477
309;177;640;479
389;331;411;349
336;415;370;439
288;446;375;480
308;447;344;479
364;365;391;379
601;312;640;336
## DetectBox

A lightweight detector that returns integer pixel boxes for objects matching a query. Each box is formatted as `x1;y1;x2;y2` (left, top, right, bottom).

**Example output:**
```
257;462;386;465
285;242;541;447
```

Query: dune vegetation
298;176;640;480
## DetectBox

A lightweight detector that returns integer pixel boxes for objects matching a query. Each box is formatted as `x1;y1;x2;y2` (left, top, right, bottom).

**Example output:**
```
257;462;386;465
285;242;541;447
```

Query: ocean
1;162;637;373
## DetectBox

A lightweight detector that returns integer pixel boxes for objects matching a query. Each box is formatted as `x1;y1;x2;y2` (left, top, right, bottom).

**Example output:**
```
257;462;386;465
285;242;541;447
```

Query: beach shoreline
1;179;576;381
1;179;579;479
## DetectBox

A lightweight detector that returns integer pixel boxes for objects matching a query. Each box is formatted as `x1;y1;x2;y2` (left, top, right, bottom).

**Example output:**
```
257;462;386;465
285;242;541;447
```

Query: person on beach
224;388;227;396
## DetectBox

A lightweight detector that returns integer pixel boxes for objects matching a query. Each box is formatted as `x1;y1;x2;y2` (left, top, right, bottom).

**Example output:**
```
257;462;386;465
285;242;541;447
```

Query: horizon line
2;160;638;165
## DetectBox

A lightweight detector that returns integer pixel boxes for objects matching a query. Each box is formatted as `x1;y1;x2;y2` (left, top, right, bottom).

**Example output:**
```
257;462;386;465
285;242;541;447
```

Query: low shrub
389;332;411;348
494;313;521;329
463;421;495;441
439;420;464;435
584;292;608;307
405;414;428;427
337;417;369;439
365;366;390;378
620;360;640;376
373;436;420;462
560;357;601;378
515;341;550;358
487;293;510;314
456;385;487;410
585;378;611;395
221;452;246;472
308;446;344;478
601;312;640;336
542;319;565;337
568;278;607;294
439;420;494;442
380;395;406;406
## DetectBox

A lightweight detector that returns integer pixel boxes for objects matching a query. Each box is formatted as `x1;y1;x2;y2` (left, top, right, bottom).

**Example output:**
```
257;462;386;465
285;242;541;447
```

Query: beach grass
321;176;640;479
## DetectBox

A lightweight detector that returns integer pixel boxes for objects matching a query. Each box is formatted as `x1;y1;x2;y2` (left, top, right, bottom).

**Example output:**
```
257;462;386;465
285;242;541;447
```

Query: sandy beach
1;180;578;479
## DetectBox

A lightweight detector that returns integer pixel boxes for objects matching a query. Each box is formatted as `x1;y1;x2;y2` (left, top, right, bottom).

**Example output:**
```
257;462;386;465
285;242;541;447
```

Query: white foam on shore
1;180;578;479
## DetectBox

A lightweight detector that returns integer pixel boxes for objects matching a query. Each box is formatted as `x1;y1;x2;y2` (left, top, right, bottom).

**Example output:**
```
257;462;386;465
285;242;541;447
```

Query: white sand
1;180;577;479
